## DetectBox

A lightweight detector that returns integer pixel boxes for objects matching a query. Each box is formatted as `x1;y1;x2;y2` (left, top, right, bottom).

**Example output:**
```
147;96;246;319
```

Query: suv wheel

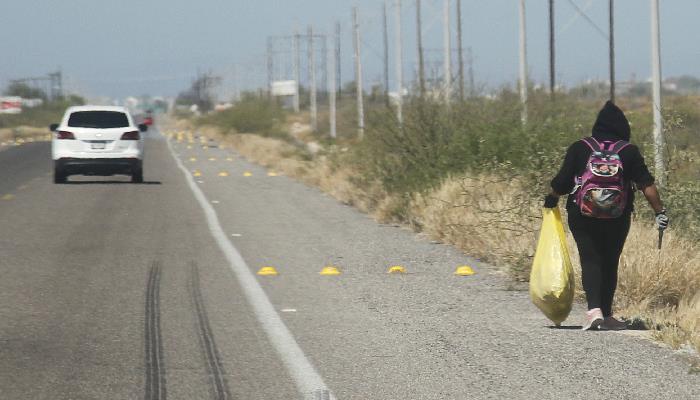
54;167;67;184
131;169;143;183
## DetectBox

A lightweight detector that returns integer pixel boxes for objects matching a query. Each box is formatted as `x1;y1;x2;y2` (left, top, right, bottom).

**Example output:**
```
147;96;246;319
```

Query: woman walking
544;101;669;330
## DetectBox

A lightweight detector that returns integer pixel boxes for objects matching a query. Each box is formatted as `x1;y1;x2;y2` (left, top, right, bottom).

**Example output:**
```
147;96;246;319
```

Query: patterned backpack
573;137;630;218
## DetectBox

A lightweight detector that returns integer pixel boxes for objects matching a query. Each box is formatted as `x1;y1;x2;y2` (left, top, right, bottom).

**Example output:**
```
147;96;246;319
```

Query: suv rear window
68;111;129;128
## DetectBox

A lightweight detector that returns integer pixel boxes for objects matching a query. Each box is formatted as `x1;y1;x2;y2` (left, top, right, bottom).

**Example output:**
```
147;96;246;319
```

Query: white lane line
166;138;335;400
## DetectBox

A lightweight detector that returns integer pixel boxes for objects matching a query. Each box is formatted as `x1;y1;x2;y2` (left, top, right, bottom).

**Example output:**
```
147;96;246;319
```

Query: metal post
443;0;452;103
308;26;318;132
395;0;404;123
609;0;615;103
651;0;665;187
456;0;464;102
293;31;301;112
352;7;365;139
518;0;528;124
329;27;337;139
416;0;426;96
549;0;555;98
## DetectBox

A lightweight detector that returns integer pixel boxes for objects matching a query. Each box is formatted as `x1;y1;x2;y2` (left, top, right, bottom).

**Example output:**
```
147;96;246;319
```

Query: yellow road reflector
243;171;253;177
208;157;217;161
320;266;341;276
257;266;279;276
387;265;406;274
218;171;229;177
1;194;14;201
454;265;476;276
267;171;278;177
226;157;234;161
193;170;202;177
189;157;197;162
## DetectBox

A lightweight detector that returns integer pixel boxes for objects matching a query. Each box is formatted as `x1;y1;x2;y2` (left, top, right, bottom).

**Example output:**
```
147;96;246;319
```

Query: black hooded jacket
550;101;655;216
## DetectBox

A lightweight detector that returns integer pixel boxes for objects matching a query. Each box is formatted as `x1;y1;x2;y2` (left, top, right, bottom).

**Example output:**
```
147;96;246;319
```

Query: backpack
573;137;630;218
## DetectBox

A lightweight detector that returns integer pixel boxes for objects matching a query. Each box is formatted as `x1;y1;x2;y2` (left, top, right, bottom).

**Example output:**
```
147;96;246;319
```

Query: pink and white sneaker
582;308;604;331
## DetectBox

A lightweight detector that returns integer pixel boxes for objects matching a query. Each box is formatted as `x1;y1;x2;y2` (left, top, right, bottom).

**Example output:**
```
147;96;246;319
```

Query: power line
565;0;608;40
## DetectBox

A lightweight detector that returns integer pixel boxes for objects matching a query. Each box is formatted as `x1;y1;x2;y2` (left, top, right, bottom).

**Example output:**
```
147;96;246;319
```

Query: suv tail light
56;131;75;140
121;131;140;140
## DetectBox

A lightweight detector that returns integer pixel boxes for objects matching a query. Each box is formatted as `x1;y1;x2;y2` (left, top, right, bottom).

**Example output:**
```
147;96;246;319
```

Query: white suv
51;106;147;183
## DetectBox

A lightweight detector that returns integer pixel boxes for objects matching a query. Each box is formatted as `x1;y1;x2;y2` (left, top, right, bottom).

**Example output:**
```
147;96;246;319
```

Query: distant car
143;110;154;126
50;105;148;183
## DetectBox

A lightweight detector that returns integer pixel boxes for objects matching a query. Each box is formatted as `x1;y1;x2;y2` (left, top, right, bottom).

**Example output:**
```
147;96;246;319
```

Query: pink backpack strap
611;140;630;154
581;137;601;151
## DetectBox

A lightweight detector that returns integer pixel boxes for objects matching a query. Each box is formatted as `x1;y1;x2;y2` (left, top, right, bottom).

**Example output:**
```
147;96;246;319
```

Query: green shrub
199;94;285;137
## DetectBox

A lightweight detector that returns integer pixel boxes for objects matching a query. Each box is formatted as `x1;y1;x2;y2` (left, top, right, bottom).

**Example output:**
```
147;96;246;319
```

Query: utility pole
308;26;318;132
416;0;426;96
518;0;528;124
335;22;342;97
549;0;555;98
456;0;464;102
467;46;475;96
609;0;615;103
352;7;365;139
651;0;665;186
293;30;301;113
443;0;451;103
267;37;273;97
329;26;337;139
383;2;390;100
321;35;328;98
395;0;404;123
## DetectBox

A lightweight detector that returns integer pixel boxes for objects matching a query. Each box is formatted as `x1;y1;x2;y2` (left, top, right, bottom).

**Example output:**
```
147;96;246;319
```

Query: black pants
568;210;631;317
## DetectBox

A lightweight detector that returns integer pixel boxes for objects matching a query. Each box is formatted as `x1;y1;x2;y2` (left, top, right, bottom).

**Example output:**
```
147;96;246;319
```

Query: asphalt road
0;130;697;399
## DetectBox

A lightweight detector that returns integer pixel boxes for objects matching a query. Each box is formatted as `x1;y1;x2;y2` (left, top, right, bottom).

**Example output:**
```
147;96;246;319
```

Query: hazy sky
2;0;699;99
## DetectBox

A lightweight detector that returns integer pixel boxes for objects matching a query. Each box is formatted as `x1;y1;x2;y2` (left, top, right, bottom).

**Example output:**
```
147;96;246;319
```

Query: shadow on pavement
64;181;162;185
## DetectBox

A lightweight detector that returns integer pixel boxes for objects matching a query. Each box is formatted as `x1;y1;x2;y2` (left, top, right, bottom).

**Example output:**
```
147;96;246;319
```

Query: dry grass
165;117;700;355
0;126;50;144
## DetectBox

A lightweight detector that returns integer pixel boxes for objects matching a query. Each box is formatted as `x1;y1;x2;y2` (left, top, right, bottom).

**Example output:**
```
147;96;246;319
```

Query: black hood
591;100;631;141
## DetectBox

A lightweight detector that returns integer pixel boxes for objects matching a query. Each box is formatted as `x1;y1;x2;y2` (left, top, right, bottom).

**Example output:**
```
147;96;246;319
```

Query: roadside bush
199;94;285;138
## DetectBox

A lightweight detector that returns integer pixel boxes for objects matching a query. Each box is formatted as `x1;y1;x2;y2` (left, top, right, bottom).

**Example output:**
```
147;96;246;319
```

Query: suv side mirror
138;124;148;132
49;123;59;132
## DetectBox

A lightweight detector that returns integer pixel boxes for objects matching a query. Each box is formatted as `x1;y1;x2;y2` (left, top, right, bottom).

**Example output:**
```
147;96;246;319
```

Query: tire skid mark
190;262;233;400
145;262;166;400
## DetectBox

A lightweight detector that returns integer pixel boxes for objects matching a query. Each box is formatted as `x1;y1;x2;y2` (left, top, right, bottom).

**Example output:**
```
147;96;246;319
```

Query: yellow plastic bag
529;207;575;326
